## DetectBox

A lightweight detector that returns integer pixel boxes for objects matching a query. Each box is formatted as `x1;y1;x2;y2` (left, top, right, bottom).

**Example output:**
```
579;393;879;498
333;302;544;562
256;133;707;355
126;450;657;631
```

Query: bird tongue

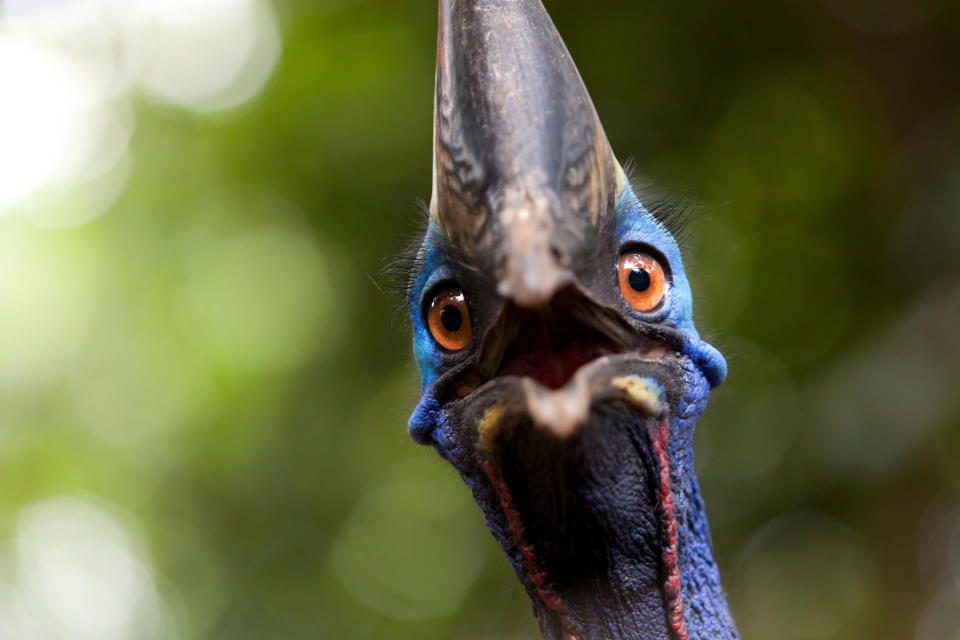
499;341;618;390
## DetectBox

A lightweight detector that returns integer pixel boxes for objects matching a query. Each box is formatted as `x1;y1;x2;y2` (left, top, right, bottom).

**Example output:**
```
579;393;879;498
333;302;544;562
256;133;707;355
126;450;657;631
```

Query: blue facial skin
406;181;738;639
613;183;726;388
408;181;726;439
614;184;737;637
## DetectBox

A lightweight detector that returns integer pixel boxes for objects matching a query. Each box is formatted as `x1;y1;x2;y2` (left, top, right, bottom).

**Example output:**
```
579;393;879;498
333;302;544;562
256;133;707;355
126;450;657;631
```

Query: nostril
550;245;565;264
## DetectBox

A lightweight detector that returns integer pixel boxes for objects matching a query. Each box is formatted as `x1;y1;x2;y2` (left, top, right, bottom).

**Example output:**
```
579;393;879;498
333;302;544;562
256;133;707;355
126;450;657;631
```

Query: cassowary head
403;1;738;639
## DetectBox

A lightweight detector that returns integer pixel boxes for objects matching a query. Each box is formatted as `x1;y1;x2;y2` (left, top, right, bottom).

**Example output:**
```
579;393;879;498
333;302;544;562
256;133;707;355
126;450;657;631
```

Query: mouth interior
451;290;671;401
496;309;620;390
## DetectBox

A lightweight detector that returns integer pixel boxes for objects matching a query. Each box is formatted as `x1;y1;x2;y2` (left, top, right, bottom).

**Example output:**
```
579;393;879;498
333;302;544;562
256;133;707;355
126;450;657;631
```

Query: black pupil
439;305;462;333
628;268;651;292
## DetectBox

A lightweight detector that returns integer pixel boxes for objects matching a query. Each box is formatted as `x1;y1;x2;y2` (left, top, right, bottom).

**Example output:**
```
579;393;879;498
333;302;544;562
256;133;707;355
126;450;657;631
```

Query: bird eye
427;287;472;351
618;250;667;312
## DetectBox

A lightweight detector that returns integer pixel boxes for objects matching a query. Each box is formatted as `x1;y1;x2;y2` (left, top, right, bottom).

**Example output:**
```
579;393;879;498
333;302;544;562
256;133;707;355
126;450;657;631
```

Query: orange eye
618;251;667;312
427;287;472;351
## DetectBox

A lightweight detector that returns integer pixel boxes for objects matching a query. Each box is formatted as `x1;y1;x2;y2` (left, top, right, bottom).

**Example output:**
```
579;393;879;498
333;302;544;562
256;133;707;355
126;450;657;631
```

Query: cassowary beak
431;0;625;308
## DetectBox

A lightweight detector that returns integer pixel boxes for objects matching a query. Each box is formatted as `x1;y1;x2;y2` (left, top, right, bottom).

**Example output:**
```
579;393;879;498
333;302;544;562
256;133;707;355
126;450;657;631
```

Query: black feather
621;158;701;248
382;201;431;300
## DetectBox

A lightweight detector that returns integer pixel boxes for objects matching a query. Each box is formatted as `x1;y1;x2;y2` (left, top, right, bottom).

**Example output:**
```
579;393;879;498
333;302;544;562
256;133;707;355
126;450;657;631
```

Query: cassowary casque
403;1;739;638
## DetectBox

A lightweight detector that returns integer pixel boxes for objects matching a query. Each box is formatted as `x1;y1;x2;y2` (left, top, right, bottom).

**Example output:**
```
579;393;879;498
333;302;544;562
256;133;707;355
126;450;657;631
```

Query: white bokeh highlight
0;0;280;217
132;0;280;113
0;495;164;639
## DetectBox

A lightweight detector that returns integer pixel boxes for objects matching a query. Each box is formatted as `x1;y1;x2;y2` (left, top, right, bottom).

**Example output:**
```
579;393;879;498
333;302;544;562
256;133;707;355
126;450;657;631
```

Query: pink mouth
498;341;620;390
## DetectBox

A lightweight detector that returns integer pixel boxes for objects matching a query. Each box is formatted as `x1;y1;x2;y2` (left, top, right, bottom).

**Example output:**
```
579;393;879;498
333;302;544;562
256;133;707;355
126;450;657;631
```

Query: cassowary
402;1;739;638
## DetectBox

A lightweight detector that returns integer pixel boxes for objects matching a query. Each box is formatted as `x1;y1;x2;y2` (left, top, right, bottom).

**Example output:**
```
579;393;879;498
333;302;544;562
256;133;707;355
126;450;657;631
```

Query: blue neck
511;455;739;640
665;369;740;640
452;370;740;640
675;476;740;640
414;350;739;639
514;455;739;640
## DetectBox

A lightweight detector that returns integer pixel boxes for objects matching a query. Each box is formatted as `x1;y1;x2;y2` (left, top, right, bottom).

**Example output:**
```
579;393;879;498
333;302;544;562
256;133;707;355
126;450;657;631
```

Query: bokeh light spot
15;495;163;639
68;329;213;447
179;224;343;373
705;74;854;223
132;0;280;113
331;460;488;620
0;227;98;391
0;34;111;211
0;0;281;220
810;281;960;479
736;511;871;639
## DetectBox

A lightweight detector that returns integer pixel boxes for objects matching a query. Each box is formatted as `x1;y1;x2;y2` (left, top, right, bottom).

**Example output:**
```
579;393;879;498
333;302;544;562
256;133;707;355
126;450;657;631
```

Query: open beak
445;283;680;445
426;1;683;444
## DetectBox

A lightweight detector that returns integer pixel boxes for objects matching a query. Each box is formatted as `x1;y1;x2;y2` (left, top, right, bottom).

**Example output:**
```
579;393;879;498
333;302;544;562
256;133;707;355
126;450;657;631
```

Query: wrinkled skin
405;1;740;639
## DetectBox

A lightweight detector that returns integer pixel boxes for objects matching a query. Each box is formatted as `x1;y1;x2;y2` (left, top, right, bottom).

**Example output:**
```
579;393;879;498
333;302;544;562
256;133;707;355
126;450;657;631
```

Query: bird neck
478;411;740;640
519;475;739;640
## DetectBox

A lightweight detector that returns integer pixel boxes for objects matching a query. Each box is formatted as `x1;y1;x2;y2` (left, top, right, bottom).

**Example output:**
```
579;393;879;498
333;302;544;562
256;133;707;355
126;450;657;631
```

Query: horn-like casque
431;0;624;307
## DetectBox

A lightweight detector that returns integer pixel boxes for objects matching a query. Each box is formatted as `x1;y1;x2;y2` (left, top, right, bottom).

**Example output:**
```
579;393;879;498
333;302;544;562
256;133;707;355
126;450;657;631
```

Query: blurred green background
0;0;959;638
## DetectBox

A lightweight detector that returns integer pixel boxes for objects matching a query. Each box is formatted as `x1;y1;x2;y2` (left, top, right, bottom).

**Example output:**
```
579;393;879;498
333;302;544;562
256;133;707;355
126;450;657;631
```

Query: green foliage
1;1;959;638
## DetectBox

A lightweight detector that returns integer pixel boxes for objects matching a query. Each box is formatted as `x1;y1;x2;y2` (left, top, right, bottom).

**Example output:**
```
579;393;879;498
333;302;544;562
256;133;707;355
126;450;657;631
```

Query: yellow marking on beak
612;375;663;417
477;403;507;452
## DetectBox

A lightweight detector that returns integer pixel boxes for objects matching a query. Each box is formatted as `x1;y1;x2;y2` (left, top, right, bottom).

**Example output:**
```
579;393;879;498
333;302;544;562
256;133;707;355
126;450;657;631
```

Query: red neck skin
481;456;582;640
647;418;689;640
